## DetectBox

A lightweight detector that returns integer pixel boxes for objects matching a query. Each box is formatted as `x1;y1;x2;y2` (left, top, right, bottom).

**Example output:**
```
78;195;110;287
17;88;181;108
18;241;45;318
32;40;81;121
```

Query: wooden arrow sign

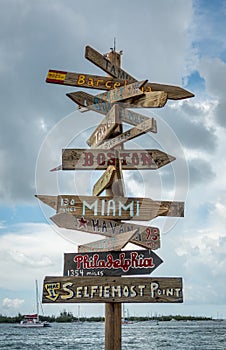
60;149;175;171
36;194;184;221
96;117;157;150
87;105;121;147
87;105;157;148
46;69;129;90
100;80;146;103
50;213;161;250
118;105;157;128
77;229;138;253
64;249;163;276
93;166;116;196
67;91;111;114
85;45;136;82
42;276;183;303
46;68;194;100
85;45;194;100
67;90;167;111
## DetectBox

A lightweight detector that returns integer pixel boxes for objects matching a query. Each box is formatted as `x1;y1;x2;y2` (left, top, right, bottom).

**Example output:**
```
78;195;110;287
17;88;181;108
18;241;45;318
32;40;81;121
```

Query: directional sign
87;105;157;148
50;213;161;250
118;105;157;128
85;45;194;100
67;90;167;111
67;91;111;115
60;149;175;170
87;105;121;147
64;249;163;277
78;230;138;253
93;166;116;196
46;68;194;100
46;69;129;90
96;117;157;150
101;80;146;103
42;276;183;303
35;194;184;221
85;45;136;83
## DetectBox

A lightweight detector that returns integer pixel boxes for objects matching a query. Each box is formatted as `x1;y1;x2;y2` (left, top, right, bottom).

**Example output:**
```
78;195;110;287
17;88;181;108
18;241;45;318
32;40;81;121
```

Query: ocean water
0;320;225;349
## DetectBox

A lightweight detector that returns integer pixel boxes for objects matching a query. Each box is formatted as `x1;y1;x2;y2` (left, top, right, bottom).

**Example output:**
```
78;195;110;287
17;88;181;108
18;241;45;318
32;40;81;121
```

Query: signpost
87;105;121;147
50;213;161;250
99;80;147;103
64;249;163;276
59;148;176;170
93;166;116;196
77;230;138;253
95;118;158;150
38;43;193;350
46;68;194;100
67;89;168;111
35;194;184;221
87;105;157;148
43;276;183;303
85;45;194;100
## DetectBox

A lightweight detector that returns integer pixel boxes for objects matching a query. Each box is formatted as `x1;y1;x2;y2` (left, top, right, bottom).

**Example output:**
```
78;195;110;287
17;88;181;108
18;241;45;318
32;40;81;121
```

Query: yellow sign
47;70;66;81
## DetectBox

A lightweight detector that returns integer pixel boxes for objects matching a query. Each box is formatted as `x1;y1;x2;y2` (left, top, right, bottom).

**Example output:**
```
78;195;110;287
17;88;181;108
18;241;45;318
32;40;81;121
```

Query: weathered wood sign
46;69;129;90
101;80;146;103
42;276;183;303
85;45;194;100
118;105;157;129
96;118;157;150
46;69;194;100
85;45;136;83
87;105;121;147
50;213;161;250
60;148;175;171
93;166;116;196
67;90;167;111
36;194;184;221
87;105;157;148
64;249;163;276
78;229;138;253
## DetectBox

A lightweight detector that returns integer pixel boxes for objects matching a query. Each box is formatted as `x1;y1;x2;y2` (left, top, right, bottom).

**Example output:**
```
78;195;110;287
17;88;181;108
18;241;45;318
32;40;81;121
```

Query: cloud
2;298;24;310
198;58;226;128
0;222;75;290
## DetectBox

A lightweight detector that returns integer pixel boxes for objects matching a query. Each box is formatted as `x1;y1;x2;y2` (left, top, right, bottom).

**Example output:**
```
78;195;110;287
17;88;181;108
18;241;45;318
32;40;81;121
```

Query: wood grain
42;276;183;303
61;148;176;170
93;166;116;196
102;80;146;103
96;117;157;150
67;90;167;111
85;45;194;100
50;213;161;250
77;229;137;252
36;194;184;221
87;105;121;147
64;249;163;275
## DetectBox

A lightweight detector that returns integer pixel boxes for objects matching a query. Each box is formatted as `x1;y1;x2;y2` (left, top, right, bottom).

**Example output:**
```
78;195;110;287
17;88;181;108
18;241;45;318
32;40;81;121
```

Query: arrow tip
50;165;62;172
35;195;58;210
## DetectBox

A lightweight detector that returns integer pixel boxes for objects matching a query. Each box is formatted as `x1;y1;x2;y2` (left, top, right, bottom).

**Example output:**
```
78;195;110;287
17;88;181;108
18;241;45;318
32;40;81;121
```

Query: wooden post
105;303;115;350
113;303;122;350
105;48;123;350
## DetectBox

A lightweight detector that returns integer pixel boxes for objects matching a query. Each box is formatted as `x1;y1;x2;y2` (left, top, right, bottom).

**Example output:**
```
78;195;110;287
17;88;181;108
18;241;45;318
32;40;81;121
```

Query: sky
0;0;226;319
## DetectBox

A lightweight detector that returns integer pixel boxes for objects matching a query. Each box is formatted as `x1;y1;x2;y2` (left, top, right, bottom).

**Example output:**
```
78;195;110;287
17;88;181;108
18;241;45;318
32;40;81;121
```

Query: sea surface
0;320;225;349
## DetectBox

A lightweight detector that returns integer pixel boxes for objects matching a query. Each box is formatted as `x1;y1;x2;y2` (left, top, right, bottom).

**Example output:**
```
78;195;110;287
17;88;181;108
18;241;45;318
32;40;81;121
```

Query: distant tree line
0;311;213;324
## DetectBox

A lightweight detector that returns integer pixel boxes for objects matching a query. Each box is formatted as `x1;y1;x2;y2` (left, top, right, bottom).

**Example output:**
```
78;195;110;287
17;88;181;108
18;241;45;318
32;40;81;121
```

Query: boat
19;280;50;328
121;305;133;324
19;313;50;328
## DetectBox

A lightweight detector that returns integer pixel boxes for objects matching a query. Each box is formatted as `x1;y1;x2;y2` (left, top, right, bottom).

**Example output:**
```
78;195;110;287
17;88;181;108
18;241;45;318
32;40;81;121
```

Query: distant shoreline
0;312;216;324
